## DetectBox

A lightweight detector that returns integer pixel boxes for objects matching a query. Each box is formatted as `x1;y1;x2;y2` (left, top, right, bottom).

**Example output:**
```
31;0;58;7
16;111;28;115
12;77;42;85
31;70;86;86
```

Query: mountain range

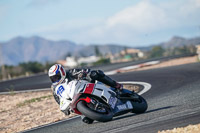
158;36;200;48
0;36;130;65
0;36;200;65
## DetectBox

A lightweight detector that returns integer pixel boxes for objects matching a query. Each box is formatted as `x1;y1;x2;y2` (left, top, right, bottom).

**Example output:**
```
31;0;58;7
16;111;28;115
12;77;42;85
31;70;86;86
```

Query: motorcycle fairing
83;83;95;94
82;82;119;108
55;80;134;114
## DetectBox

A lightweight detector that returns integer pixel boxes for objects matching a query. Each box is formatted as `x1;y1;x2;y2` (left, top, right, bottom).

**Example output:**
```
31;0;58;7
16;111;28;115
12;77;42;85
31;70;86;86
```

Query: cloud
82;0;200;44
109;0;200;28
35;18;104;33
30;0;200;45
106;1;167;32
31;18;104;43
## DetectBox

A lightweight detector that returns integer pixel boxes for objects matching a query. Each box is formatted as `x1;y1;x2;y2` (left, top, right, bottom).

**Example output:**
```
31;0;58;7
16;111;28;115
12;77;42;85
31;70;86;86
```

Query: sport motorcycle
55;80;150;124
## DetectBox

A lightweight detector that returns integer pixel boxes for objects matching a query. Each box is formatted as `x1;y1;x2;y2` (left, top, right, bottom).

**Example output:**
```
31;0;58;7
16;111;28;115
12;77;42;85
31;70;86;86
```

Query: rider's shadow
112;106;174;121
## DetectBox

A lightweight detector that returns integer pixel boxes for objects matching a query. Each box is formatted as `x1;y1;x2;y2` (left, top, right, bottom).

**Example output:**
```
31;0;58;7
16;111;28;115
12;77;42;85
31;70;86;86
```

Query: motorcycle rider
48;64;123;122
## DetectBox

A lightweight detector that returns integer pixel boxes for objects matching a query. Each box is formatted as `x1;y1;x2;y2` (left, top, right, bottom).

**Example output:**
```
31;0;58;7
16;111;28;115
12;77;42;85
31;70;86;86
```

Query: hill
158;36;200;48
0;35;200;65
0;36;129;65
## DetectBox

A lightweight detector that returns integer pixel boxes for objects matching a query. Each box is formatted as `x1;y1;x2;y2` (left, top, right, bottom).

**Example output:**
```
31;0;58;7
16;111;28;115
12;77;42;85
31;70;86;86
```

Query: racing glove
62;107;71;115
77;70;88;80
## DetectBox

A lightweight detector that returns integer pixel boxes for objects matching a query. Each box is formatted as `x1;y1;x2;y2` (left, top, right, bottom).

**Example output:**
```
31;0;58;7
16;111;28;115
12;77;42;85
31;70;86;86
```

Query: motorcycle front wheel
77;100;113;122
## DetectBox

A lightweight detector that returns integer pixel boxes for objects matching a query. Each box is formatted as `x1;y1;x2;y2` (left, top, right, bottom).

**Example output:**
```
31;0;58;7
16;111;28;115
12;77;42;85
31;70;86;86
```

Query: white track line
119;81;152;95
104;71;118;75
0;88;50;95
105;60;160;76
21;116;80;133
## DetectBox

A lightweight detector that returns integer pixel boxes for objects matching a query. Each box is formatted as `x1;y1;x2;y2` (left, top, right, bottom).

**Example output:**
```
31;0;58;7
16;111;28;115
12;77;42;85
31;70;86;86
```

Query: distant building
120;48;144;58
57;56;100;68
66;57;78;68
110;48;144;63
77;56;100;65
57;57;77;68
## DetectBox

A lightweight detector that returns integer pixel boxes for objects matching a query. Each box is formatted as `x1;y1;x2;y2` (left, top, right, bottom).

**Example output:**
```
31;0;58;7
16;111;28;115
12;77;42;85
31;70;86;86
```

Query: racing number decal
57;86;65;97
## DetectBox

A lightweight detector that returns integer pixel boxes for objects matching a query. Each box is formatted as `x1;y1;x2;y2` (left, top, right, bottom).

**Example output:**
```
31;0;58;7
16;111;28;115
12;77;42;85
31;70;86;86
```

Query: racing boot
115;82;123;91
81;116;94;124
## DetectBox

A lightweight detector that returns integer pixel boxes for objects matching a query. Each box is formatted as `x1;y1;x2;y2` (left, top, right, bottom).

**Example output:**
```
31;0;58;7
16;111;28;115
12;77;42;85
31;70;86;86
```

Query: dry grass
0;91;75;133
158;124;200;133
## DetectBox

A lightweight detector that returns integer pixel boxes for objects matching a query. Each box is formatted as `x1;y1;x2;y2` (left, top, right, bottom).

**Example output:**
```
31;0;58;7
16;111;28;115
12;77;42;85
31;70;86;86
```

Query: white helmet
48;64;66;86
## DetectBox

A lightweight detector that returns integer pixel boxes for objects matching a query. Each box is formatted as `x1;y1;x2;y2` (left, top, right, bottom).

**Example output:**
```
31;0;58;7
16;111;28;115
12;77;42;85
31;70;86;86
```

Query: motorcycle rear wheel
131;95;148;114
77;101;113;122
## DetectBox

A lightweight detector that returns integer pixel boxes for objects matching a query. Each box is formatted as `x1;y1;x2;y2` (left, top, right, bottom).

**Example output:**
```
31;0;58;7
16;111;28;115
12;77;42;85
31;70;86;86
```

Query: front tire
131;95;148;114
77;101;113;122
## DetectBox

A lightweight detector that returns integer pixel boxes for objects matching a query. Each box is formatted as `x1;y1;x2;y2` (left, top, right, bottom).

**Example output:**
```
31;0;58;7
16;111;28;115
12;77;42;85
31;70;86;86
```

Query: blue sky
0;0;200;47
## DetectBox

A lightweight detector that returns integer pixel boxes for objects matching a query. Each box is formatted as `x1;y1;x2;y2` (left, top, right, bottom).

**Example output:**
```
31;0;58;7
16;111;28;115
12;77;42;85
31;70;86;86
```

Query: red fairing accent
76;97;91;104
74;109;82;115
84;83;95;94
85;97;91;103
73;97;92;115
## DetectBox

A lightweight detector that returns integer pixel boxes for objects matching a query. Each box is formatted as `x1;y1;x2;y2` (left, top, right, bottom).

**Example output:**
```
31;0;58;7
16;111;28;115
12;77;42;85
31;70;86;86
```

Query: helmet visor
50;72;61;83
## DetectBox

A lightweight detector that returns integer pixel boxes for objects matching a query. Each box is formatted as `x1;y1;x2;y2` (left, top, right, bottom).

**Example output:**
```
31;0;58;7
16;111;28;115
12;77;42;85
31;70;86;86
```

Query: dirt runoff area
0;55;199;133
158;124;200;133
0;91;76;133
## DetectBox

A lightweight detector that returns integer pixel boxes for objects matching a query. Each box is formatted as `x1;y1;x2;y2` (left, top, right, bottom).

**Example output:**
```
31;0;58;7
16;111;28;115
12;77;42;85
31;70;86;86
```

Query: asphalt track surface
22;62;200;133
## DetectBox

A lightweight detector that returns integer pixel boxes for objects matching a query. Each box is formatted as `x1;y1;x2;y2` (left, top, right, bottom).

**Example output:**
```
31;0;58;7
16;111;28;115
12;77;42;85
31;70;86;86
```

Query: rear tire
131;95;148;114
77;101;113;122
